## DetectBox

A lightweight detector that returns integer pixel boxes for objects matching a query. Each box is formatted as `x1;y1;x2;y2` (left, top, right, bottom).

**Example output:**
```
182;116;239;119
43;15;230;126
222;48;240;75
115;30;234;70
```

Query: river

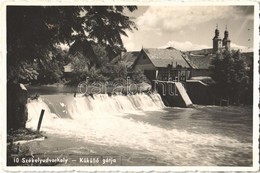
25;88;253;166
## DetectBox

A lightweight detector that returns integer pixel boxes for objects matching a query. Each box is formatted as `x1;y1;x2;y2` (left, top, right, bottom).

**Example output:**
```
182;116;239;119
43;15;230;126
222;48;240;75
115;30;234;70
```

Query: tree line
7;6;140;84
210;50;253;105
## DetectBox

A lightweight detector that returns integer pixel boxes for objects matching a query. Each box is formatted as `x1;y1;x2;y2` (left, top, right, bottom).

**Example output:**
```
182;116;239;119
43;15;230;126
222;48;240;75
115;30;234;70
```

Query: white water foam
26;93;251;165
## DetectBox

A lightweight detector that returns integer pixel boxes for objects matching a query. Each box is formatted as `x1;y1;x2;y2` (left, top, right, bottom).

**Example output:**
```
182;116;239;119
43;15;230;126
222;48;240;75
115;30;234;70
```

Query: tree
68;51;108;84
210;50;249;104
6;6;137;130
35;48;69;84
7;6;137;83
131;68;150;84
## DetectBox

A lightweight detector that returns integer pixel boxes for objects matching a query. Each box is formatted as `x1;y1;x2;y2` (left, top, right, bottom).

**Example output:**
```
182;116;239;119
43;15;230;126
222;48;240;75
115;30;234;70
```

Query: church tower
212;25;222;53
222;26;231;51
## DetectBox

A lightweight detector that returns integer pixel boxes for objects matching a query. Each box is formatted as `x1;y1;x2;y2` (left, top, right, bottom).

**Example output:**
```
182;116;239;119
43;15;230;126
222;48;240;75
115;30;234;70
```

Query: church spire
214;24;220;38
213;24;222;53
223;25;231;51
224;25;229;38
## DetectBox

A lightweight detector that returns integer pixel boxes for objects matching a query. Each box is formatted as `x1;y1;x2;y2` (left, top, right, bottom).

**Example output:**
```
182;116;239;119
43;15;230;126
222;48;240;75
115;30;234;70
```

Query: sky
122;6;254;52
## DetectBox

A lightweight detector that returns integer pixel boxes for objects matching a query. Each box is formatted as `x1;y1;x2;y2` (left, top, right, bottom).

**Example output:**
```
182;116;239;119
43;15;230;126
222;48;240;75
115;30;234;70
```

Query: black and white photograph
2;1;259;171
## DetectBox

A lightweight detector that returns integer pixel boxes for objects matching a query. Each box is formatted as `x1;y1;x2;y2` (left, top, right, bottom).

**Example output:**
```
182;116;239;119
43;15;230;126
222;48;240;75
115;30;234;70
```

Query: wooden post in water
37;109;45;132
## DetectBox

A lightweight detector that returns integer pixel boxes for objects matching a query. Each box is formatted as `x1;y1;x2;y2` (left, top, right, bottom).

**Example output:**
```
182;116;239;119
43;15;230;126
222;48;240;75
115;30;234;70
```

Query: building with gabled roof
184;54;213;69
133;47;190;81
129;26;253;105
121;51;140;68
139;47;190;68
111;51;140;69
183;53;215;78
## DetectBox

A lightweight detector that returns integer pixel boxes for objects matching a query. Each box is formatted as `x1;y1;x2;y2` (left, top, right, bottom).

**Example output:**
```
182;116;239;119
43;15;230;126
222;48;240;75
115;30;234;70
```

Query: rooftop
121;51;140;68
184;54;215;69
142;48;190;68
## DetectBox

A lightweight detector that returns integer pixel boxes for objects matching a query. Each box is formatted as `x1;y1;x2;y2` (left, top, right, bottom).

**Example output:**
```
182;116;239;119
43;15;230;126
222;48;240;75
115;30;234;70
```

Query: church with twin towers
212;25;231;53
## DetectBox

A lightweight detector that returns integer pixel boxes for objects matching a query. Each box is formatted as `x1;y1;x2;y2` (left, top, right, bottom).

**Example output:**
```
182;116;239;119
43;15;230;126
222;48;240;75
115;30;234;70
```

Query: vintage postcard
1;0;259;172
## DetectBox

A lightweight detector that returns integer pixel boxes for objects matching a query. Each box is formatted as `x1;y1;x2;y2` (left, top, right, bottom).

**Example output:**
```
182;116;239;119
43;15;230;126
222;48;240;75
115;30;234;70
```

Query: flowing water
26;92;253;166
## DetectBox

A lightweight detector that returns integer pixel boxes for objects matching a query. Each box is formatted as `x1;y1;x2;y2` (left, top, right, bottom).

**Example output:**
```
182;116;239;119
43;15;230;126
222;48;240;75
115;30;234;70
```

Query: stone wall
186;80;213;105
155;81;192;108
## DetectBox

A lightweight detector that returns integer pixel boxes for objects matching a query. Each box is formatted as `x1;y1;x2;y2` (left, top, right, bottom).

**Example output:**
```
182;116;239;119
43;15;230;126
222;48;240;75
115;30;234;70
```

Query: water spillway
25;93;252;166
27;93;165;120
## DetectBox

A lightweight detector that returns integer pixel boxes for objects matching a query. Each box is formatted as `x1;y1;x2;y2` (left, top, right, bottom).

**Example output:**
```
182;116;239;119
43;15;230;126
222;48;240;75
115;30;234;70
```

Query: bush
210;50;249;104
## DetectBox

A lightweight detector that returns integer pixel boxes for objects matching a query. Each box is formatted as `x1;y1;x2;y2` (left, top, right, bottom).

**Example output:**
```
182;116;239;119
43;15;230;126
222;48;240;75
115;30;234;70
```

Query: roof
185;51;253;69
121;51;139;68
186;48;213;55
184;54;215;69
142;48;190;68
110;51;139;68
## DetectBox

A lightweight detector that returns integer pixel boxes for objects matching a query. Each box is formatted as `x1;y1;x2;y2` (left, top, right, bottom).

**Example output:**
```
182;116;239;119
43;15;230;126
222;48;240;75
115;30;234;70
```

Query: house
183;53;215;78
121;51;140;68
183;27;253;80
110;51;140;69
133;47;191;82
130;27;253;105
183;51;253;80
64;62;73;73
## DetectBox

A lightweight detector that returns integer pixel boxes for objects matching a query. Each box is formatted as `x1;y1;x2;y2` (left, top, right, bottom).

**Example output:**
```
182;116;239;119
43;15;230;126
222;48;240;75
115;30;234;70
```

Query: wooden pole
37;109;45;132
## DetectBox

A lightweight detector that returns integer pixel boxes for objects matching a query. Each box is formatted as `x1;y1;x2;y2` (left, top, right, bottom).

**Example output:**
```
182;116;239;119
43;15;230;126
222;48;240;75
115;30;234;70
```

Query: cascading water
26;93;252;166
